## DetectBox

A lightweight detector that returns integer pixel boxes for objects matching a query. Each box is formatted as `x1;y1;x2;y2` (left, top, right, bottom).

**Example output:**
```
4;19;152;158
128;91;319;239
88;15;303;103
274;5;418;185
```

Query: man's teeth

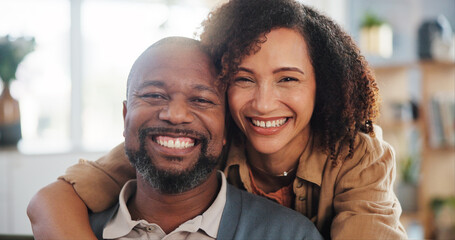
252;118;287;128
156;138;195;149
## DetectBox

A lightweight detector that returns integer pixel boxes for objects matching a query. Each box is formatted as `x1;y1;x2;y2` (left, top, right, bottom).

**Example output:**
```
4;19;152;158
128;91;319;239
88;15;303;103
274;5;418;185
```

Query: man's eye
192;98;214;105
142;93;166;99
279;77;298;82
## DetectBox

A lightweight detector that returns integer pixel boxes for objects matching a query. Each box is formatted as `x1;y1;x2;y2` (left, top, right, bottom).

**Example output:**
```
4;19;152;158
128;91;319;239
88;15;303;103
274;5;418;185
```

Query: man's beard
125;127;220;194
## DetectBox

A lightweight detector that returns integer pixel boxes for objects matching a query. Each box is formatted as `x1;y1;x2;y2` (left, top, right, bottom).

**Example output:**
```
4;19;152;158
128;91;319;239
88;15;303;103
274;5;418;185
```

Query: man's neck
128;171;220;234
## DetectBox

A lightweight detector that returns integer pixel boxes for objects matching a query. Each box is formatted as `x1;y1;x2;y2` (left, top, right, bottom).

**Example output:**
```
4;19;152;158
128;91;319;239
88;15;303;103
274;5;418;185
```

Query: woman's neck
245;129;311;193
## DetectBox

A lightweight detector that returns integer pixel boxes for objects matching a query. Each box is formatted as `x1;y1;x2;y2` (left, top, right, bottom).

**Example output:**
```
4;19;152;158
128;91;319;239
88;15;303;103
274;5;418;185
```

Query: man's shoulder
89;204;119;240
231;184;315;224
219;184;322;240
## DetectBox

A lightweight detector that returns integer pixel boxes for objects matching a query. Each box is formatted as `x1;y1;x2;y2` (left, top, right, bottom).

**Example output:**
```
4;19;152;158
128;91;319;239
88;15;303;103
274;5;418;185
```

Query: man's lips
153;135;196;149
145;134;200;156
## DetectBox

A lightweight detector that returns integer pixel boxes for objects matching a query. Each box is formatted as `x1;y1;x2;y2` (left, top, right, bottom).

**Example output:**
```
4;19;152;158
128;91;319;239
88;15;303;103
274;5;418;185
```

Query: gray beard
125;127;219;194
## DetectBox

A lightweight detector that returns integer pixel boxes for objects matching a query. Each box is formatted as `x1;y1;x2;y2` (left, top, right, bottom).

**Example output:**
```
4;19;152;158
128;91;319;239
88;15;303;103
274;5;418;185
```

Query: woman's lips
248;117;289;135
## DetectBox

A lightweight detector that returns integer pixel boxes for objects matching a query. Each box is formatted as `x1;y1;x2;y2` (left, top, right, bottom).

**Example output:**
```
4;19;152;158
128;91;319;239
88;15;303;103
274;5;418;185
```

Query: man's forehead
134;50;220;92
141;45;213;71
127;39;219;98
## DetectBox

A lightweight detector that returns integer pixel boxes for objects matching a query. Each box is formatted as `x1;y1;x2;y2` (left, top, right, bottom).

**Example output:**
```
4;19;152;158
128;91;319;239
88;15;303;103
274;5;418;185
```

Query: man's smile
140;127;207;157
154;136;196;149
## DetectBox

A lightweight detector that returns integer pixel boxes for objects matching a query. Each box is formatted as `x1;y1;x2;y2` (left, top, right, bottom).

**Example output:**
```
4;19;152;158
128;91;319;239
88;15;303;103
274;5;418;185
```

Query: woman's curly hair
200;0;380;161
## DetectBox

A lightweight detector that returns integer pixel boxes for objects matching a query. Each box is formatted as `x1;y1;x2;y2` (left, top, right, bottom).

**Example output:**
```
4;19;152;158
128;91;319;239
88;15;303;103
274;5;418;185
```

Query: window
0;0;212;153
0;0;71;153
80;0;211;151
1;0;336;154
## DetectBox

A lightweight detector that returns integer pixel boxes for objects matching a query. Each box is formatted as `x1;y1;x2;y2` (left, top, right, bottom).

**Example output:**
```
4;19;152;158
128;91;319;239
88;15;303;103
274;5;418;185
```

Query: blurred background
0;0;454;238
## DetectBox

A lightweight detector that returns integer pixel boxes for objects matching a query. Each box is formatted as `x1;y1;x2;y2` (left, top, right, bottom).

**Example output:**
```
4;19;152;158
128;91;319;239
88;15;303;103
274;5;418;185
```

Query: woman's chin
248;139;285;155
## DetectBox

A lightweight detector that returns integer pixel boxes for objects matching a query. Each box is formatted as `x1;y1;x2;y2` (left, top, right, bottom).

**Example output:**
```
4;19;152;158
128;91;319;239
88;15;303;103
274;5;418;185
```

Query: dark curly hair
200;0;380;161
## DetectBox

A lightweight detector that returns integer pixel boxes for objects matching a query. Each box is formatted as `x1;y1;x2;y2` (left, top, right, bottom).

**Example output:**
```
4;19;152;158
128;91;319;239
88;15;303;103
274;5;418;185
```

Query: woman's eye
279;77;298;82
233;77;255;87
234;77;253;82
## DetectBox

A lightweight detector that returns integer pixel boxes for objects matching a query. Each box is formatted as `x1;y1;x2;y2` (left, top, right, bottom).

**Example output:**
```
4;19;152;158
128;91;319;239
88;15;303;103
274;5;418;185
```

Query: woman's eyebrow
238;67;254;74
238;66;305;75
273;67;304;75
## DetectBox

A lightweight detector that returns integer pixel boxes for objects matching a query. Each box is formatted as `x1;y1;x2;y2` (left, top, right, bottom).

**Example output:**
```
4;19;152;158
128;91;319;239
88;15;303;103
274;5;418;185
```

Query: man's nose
251;84;278;114
158;98;194;125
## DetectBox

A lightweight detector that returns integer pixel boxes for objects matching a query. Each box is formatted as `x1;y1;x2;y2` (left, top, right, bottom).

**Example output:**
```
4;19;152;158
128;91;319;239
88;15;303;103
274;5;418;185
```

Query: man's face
123;44;226;194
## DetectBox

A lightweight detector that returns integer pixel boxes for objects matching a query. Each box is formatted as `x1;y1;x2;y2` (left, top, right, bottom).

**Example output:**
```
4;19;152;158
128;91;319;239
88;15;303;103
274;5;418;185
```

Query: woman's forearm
27;180;97;240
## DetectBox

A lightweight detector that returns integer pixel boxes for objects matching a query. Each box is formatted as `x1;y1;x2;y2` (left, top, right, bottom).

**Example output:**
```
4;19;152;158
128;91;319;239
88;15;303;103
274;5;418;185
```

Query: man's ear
123;100;127;137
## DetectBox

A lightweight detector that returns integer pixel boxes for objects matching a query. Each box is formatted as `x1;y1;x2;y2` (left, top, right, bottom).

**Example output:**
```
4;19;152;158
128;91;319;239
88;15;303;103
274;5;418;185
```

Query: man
29;37;322;240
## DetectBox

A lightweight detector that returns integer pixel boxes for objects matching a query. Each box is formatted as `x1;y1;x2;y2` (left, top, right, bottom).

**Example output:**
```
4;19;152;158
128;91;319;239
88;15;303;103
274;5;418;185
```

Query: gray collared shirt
103;171;227;240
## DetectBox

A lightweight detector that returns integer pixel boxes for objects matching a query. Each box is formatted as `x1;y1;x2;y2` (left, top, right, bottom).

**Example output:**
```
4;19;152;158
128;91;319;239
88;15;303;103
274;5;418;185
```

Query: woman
28;0;407;239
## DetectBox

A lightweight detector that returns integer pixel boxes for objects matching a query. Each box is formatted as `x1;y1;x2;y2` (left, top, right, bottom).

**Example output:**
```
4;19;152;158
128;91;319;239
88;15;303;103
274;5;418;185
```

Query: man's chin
126;148;218;194
140;164;216;194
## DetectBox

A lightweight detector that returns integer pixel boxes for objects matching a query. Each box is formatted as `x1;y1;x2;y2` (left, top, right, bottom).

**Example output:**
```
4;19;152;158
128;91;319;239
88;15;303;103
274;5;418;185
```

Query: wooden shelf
374;60;455;239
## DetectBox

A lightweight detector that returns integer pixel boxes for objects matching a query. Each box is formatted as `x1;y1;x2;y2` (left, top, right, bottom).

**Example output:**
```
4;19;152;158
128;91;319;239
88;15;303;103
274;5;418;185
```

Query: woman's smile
247;117;290;135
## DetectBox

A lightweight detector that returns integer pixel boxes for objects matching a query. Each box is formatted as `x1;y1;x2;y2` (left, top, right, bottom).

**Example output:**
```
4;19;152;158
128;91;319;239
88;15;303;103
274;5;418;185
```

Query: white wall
0;149;105;234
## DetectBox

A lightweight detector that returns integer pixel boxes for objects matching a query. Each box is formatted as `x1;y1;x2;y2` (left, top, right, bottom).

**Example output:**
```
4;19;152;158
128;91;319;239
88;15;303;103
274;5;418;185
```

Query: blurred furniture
374;61;455;239
0;234;33;240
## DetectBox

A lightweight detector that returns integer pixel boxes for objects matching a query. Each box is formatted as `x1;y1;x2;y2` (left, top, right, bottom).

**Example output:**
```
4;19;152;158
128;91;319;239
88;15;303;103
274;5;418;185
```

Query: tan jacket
61;127;407;239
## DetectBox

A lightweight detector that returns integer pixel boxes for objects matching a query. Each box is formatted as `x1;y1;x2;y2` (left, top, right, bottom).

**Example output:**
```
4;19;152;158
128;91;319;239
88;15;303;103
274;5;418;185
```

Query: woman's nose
251;84;278;114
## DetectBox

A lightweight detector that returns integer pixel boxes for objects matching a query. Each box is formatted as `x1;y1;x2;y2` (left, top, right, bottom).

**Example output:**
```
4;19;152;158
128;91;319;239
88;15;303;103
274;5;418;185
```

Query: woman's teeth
155;137;195;149
251;118;287;128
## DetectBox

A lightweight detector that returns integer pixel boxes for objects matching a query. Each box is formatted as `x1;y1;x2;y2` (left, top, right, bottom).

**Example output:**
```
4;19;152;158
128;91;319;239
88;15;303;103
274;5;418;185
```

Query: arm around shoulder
27;180;97;240
60;143;136;212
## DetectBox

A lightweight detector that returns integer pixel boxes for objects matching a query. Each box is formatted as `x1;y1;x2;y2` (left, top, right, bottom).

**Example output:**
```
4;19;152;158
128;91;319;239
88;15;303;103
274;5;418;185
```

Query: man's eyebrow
138;81;219;96
139;80;165;88
192;84;219;96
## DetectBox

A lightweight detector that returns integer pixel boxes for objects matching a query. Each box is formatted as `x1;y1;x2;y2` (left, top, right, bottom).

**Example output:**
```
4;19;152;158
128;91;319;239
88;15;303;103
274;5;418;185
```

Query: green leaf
0;35;36;84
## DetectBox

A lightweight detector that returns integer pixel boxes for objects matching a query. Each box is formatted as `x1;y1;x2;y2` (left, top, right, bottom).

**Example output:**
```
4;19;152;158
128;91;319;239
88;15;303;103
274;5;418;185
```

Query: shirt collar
103;180;141;239
103;171;227;239
224;134;327;187
192;170;227;237
295;134;326;186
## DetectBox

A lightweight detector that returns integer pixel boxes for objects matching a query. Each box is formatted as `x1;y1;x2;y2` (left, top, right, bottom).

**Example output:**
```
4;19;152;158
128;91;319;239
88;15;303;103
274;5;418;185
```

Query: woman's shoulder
348;125;395;164
334;125;397;187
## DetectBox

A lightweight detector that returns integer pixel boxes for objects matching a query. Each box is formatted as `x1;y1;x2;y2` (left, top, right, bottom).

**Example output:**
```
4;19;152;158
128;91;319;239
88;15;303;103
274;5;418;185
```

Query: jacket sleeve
58;143;136;212
331;136;408;239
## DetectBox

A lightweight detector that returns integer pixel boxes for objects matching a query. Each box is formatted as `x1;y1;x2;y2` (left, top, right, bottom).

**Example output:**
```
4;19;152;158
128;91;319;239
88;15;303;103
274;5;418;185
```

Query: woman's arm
27;180;97;240
27;143;135;238
62;143;136;212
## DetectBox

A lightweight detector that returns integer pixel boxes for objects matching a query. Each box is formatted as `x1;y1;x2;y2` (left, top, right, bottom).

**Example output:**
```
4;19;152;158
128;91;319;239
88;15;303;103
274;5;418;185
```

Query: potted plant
359;12;393;58
431;196;455;239
0;35;35;146
396;155;420;212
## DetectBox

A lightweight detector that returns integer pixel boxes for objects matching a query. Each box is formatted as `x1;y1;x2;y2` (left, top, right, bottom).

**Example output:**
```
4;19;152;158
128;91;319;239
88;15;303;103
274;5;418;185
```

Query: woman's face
228;28;316;155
